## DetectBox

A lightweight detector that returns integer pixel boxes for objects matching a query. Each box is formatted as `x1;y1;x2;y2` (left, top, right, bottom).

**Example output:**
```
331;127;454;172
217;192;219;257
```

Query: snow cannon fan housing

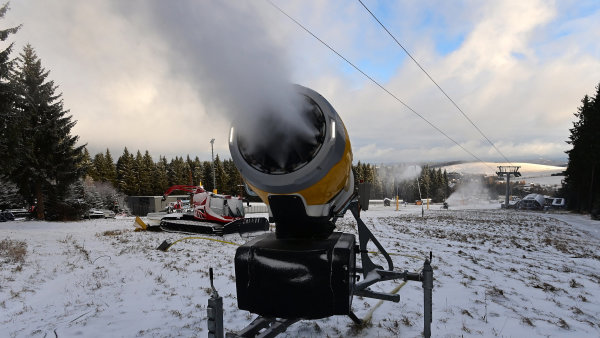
229;85;357;319
229;84;354;239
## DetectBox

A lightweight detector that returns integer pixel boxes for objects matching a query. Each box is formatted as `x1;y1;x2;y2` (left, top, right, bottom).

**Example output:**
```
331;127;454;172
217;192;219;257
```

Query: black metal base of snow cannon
234;232;356;319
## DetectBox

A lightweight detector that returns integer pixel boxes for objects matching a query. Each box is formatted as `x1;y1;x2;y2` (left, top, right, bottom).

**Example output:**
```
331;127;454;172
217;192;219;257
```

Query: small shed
126;195;189;216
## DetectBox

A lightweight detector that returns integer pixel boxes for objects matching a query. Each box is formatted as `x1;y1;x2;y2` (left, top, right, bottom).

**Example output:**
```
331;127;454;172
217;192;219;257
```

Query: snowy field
1;205;599;337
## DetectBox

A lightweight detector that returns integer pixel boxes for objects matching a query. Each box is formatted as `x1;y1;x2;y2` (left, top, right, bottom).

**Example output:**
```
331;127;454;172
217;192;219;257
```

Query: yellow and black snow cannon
226;85;433;336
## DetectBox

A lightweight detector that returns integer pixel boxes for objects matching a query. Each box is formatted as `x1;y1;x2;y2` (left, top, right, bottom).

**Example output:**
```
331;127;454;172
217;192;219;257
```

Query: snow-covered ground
1;205;599;337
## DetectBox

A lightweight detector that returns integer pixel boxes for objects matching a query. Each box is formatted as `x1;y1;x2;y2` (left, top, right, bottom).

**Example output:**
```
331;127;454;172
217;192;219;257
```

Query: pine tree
224;159;242;196
202;161;214;191
81;148;95;179
102;148;117;185
116;147;137;195
90;152;105;181
0;3;21;177
563;84;600;215
8;45;85;219
138;150;155;195
0;175;23;209
420;166;431;200
443;169;450;200
192;156;203;185
133;150;143;194
214;154;226;193
153;156;169;195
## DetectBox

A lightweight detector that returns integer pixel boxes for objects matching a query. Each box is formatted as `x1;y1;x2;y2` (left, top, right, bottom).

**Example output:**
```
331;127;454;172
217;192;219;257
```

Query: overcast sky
4;0;600;164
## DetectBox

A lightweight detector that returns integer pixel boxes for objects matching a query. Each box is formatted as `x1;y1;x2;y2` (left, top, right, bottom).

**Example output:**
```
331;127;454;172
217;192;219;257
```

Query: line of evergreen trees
83;148;244;197
562;82;600;217
353;161;450;202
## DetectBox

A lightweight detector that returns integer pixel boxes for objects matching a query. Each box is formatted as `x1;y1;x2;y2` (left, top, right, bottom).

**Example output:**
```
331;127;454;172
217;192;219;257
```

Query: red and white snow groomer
156;185;269;235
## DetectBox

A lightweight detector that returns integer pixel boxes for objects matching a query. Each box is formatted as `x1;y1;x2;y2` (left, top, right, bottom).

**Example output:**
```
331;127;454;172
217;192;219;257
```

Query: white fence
244;203;269;214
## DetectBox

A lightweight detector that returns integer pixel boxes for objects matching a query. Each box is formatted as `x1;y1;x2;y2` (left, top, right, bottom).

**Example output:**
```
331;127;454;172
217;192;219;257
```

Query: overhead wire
266;0;496;171
357;0;513;165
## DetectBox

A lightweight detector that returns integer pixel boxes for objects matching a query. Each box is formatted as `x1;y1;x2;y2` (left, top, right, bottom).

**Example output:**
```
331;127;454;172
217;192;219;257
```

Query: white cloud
3;0;599;164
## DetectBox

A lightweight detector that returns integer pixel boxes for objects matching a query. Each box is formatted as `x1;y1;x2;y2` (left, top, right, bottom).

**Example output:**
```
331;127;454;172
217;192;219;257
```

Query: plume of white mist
379;164;422;183
123;1;317;159
446;180;491;206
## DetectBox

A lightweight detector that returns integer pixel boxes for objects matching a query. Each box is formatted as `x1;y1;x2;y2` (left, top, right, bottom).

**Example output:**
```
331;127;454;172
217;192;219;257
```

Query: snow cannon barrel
229;84;354;239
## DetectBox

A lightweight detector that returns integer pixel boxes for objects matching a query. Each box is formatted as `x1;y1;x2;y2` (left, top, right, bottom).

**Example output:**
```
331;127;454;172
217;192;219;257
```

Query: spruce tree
153;156;169;195
0;174;23;209
0;3;20;177
563;84;600;215
9;45;85;219
168;156;190;186
224;159;242;196
192;156;204;185
102;148;117;185
134;150;143;194
214;154;226;193
82;148;95;179
139;150;155;195
91;152;105;181
116;147;137;195
202;161;214;191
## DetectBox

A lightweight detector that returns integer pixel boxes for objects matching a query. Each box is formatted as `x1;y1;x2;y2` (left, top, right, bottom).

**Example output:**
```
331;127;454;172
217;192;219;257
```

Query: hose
361;266;425;324
162;236;240;251
362;281;408;324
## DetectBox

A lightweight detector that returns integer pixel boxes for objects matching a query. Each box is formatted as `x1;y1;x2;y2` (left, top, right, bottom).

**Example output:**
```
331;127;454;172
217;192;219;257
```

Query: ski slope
1;205;599;337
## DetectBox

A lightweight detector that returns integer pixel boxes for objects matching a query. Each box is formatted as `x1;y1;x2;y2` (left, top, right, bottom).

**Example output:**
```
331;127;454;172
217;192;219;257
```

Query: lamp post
210;138;216;193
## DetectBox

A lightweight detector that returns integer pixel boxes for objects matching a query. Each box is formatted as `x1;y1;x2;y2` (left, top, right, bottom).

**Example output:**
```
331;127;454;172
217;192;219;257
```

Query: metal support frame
344;200;433;337
210;199;433;338
497;166;521;208
226;317;300;338
207;268;224;338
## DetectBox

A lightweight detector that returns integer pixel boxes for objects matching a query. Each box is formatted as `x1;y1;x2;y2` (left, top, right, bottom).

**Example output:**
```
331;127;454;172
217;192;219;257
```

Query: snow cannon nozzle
229;84;354;239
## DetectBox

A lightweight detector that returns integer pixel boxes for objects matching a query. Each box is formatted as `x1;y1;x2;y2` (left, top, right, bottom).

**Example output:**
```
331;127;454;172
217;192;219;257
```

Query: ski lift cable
266;0;495;171
357;0;514;166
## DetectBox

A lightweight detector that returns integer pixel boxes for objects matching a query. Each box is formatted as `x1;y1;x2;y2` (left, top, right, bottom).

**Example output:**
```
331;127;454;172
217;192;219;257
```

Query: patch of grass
461;321;471;333
461;309;473;318
521;316;535;327
571;306;583;315
73;242;90;262
0;238;27;264
101;230;122;236
533;282;559;293
487;285;505;298
557;318;569;329
348;319;371;335
169;309;183;319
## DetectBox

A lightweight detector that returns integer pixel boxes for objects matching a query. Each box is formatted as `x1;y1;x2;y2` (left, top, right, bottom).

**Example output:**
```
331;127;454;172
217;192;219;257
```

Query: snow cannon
228;85;357;319
229;84;354;239
222;85;432;336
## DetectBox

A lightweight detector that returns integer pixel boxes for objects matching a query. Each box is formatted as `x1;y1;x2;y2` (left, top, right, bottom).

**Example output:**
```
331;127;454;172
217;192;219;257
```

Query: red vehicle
155;185;268;235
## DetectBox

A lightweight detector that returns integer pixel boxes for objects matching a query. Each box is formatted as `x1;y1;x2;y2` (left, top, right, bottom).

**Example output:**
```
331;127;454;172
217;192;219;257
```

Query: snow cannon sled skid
159;215;269;235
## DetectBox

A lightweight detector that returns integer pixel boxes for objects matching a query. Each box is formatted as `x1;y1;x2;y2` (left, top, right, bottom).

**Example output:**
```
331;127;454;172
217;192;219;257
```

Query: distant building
519;194;546;210
126;195;188;216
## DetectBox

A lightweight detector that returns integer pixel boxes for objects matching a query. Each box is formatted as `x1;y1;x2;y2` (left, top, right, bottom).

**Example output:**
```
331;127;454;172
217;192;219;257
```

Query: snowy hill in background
443;162;566;187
